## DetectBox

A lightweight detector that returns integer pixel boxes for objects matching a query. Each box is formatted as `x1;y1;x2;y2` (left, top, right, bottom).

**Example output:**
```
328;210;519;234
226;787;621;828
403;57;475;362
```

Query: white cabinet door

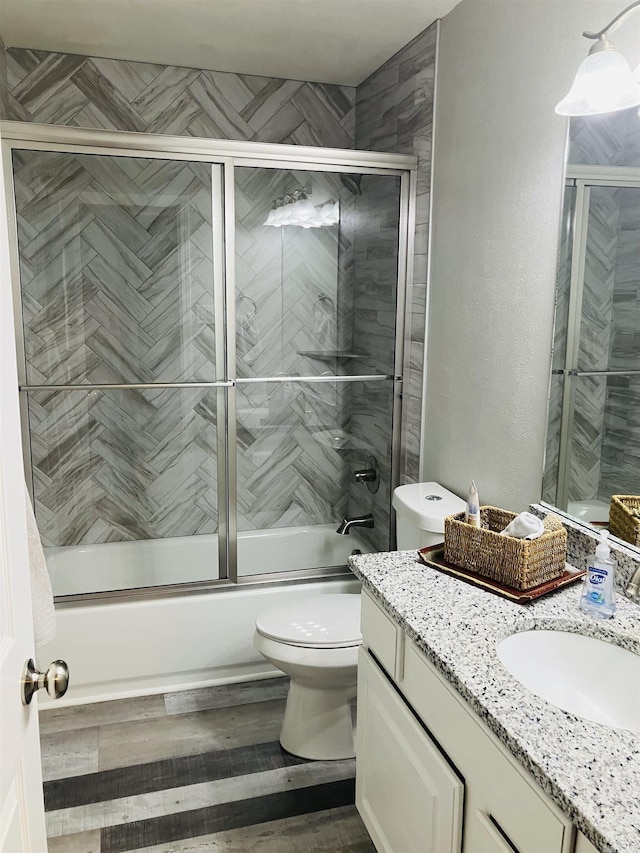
356;648;463;853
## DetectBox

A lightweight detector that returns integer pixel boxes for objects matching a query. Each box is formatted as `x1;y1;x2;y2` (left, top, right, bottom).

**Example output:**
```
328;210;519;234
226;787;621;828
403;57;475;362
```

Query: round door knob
22;658;69;705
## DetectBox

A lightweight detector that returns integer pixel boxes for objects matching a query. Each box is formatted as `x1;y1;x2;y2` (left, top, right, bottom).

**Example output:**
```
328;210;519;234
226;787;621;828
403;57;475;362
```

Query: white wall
425;0;638;510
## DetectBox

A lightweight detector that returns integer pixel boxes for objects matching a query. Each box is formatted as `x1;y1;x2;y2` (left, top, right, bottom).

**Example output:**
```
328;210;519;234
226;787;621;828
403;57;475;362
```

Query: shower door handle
22;658;69;705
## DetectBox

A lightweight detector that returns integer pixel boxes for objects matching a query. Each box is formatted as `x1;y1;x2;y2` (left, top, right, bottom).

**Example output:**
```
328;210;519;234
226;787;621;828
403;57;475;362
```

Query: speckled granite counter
349;550;640;853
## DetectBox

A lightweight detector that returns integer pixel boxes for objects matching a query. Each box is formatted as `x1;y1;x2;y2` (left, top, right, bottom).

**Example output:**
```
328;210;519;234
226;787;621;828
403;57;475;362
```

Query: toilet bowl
253;594;361;760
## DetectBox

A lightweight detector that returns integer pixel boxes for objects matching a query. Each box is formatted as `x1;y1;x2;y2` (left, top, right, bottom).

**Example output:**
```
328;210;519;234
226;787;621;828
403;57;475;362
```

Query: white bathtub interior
45;524;372;596
567;500;610;525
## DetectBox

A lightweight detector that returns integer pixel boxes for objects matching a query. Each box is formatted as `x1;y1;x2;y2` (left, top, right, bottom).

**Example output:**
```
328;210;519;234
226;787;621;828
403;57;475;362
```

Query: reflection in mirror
544;106;640;544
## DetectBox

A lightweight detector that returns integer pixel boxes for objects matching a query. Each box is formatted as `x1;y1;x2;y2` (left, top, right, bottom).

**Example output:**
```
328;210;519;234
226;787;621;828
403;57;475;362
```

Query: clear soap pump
580;531;616;619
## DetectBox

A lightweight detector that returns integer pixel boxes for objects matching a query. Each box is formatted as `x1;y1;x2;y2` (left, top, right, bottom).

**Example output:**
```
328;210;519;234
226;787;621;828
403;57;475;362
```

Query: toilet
253;484;463;760
392;481;466;549
253;593;361;760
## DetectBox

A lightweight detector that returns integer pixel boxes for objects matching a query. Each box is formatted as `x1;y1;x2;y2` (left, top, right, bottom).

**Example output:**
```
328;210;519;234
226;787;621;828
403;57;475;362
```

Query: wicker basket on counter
443;507;567;591
609;495;640;547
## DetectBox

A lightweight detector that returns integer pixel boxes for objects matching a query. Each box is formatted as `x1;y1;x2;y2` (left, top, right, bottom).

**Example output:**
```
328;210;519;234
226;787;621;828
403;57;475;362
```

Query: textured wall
355;24;438;486
424;1;634;512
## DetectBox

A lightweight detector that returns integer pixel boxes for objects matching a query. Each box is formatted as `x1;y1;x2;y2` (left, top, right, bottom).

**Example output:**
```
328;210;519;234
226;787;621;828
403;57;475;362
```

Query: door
9;147;227;595
356;648;464;853
0;141;48;851
232;165;404;579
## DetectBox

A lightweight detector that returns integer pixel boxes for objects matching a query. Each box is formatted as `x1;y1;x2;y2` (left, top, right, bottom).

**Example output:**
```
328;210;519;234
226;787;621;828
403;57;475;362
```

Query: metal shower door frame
554;166;640;510
1;122;417;600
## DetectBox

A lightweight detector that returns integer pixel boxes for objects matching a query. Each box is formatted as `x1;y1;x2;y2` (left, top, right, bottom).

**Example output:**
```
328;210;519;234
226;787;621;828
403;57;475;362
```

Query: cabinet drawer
360;588;401;679
402;638;572;853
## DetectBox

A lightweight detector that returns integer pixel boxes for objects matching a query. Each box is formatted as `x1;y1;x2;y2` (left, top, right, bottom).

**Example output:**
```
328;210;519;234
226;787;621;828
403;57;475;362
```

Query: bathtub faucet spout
336;514;374;534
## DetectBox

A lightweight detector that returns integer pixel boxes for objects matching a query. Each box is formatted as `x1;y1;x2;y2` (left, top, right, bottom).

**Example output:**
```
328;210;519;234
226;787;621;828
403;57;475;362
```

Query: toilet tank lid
392;482;466;534
256;594;362;648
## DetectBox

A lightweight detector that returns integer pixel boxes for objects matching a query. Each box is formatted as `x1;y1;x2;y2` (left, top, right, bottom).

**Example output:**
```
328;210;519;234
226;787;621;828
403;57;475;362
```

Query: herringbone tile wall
5;49;355;148
569;111;640;169
14;150;216;387
5;34;437;552
233;166;364;534
600;185;640;498
13;148;221;546
544;136;640;507
28;388;219;546
15;152;382;545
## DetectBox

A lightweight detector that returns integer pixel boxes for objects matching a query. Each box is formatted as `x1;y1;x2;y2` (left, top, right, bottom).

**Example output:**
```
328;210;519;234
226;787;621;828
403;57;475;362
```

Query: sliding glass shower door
232;166;402;577
8;138;411;596
11;149;228;593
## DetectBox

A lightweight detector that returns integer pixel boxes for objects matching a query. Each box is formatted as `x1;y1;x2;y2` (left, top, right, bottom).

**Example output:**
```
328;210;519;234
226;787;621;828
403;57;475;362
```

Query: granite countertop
349;550;640;853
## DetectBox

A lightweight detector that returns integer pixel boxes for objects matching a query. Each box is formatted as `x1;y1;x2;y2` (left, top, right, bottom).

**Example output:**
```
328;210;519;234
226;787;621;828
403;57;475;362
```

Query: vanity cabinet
357;589;595;853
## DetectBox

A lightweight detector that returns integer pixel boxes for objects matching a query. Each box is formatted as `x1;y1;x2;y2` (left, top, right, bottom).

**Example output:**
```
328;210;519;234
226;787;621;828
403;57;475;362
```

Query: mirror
543;106;640;550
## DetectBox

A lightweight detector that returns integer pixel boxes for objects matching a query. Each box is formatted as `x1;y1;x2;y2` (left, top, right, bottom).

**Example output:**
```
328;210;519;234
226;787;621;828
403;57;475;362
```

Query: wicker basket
443;507;567;590
609;495;640;547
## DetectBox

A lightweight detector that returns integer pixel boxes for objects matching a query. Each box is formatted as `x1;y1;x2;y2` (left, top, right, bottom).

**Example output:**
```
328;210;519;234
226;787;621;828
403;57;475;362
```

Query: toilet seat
255;594;361;649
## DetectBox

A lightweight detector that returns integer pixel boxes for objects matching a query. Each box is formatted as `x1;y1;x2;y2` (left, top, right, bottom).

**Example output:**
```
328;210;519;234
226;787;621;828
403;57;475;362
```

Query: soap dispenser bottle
580;531;616;619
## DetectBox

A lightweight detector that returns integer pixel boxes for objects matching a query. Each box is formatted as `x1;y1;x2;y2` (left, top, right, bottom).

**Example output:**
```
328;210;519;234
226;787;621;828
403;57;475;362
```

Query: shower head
340;174;363;196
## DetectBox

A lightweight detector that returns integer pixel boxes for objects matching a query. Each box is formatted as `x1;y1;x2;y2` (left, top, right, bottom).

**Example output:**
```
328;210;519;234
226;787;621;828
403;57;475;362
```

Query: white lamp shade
264;208;281;226
317;200;340;225
264;193;339;229
286;197;317;225
555;49;640;116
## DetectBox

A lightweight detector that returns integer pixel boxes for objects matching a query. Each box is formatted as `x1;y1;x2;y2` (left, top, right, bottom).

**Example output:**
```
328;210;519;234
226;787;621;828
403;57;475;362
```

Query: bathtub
45;523;372;596
38;524;371;706
567;500;610;525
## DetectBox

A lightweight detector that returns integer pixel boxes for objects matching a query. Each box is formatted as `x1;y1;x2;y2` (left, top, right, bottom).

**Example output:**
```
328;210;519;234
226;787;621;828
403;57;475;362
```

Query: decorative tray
417;545;585;603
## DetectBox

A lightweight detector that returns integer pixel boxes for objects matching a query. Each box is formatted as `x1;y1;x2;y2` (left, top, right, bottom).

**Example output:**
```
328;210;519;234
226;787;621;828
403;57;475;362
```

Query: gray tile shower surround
355;24;438;487
5;33;438;552
349;549;640;853
14;147;366;547
40;677;373;853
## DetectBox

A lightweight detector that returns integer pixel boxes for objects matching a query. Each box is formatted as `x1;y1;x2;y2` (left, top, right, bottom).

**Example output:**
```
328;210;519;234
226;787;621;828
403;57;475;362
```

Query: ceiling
0;0;461;87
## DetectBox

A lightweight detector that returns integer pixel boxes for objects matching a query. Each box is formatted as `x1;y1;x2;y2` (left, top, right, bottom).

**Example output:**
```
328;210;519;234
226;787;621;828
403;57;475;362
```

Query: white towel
25;483;56;648
499;511;545;540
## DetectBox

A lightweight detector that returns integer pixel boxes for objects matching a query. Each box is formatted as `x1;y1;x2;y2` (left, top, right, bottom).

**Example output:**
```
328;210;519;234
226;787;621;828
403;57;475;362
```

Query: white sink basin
497;630;640;732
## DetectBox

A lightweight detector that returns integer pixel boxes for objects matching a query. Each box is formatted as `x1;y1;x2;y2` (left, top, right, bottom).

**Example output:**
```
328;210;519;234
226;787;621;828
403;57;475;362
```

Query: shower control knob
22;658;69;705
353;455;380;494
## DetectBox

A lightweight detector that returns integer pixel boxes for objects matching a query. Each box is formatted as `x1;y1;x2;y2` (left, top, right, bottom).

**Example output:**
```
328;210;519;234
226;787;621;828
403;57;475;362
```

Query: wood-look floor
39;678;375;852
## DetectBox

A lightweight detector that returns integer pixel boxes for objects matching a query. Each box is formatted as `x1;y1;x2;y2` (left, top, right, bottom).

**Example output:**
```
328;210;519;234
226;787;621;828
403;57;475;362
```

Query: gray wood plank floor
40;678;375;852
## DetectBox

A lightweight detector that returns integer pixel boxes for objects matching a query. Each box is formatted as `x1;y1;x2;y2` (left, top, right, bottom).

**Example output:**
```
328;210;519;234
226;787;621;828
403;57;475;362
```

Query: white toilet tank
392;482;466;550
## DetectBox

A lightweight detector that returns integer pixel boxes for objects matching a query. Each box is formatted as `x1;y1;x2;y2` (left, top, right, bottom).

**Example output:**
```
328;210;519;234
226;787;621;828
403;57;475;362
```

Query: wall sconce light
555;0;640;116
264;188;339;228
